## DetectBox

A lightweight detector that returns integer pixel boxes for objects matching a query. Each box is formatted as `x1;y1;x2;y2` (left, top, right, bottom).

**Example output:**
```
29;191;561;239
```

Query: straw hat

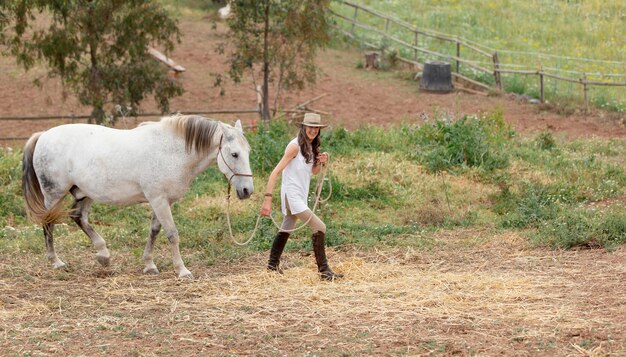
300;113;327;128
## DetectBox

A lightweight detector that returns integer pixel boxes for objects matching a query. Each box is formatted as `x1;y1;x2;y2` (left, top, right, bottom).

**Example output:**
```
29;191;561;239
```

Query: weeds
532;209;626;249
414;110;513;173
534;131;557;151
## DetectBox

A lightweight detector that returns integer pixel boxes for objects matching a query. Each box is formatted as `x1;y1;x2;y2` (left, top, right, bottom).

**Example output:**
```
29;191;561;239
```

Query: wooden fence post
492;51;502;91
582;73;589;113
383;17;390;44
350;6;358;35
456;41;461;73
539;67;545;103
414;31;419;60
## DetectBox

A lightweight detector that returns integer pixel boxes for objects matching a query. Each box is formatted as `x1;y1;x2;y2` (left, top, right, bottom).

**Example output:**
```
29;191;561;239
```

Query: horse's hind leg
44;223;66;269
41;190;68;269
70;189;110;267
142;212;161;275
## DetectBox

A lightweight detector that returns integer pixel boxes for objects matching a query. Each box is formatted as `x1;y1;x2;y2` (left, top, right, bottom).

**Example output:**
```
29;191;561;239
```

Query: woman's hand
260;197;272;217
318;152;329;165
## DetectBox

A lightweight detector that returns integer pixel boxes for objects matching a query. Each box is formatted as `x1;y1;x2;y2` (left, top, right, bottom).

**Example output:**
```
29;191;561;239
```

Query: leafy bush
322;127;353;154
247;119;293;174
534;131;557;151
532;209;626;249
323;125;416;155
497;181;561;228
0;149;28;227
414;111;513;173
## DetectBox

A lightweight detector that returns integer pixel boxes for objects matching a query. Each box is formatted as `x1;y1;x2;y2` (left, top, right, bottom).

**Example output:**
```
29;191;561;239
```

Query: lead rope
226;160;332;246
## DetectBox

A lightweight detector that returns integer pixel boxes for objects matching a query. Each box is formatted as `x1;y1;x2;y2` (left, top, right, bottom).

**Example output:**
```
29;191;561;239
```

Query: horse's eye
231;153;239;158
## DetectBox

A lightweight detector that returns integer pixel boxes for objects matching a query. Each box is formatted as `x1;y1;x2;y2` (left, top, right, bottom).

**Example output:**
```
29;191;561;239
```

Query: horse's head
217;120;254;199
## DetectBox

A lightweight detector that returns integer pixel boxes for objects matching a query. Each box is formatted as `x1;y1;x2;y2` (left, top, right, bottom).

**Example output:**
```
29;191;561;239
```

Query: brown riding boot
267;231;290;273
312;231;344;281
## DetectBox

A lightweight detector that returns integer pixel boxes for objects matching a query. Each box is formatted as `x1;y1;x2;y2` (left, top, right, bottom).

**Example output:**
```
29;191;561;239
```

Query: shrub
0;149;28;227
532;209;626;249
414;110;513;173
247;119;293;174
497;181;561;228
534;131;557;151
323;124;418;156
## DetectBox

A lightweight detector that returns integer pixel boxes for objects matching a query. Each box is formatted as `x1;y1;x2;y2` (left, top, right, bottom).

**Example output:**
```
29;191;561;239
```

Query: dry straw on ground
1;231;624;355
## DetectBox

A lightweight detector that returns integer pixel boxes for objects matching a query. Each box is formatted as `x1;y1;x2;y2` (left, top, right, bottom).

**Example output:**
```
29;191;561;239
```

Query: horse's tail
22;132;64;224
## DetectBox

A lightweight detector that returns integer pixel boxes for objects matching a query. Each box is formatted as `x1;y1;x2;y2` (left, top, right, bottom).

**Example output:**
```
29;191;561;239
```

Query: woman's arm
260;143;299;216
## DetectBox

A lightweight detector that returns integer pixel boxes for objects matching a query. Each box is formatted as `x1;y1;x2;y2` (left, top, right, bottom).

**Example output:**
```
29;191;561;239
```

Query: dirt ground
1;232;624;356
1;20;625;356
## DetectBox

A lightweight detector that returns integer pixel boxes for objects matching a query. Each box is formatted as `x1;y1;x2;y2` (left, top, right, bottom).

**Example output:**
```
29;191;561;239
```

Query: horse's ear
234;119;243;133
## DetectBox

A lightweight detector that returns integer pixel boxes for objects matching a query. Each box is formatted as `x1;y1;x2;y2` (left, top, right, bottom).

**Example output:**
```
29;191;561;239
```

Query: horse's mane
161;115;219;155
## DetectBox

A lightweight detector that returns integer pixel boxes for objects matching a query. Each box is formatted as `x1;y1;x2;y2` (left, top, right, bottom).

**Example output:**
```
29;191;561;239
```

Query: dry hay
0;239;625;356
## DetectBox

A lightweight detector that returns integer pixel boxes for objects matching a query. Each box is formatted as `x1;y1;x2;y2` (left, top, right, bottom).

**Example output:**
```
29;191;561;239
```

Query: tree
222;0;332;123
0;3;10;43
0;0;183;124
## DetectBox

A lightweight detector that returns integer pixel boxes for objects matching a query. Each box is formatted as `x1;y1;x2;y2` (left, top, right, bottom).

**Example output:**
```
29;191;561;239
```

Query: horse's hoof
52;260;67;270
178;270;194;279
143;266;160;275
96;255;110;267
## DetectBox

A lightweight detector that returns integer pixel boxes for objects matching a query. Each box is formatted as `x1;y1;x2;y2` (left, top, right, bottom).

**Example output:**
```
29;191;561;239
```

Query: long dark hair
297;126;320;165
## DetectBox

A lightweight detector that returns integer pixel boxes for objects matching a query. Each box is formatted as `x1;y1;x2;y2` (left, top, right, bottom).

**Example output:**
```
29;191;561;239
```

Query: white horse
218;3;232;20
22;115;254;278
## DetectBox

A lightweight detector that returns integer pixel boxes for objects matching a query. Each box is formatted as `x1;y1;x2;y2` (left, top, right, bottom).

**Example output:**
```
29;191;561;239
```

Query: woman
260;113;343;281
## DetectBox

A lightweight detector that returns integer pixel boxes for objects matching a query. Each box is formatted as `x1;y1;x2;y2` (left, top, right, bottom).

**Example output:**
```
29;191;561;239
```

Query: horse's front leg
148;197;193;279
142;212;161;275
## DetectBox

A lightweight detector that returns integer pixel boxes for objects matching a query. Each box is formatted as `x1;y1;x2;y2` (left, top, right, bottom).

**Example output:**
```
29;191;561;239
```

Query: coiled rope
225;161;332;246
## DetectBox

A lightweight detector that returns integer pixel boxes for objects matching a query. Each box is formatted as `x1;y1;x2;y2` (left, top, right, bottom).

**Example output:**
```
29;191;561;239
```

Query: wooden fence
331;1;626;109
0;109;261;142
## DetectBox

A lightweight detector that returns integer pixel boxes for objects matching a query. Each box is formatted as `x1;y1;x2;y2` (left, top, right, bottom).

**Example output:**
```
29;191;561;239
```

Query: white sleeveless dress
281;137;313;215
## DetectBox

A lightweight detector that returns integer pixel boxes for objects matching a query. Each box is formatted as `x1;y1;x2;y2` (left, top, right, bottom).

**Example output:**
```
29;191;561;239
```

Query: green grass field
2;115;625;265
333;0;625;112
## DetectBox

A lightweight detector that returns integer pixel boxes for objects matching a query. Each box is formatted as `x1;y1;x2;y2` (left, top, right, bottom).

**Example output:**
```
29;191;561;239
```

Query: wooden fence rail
332;0;625;109
0;109;262;142
0;109;261;122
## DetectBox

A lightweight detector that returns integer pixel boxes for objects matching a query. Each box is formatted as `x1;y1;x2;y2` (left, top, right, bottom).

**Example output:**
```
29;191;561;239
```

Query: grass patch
1;119;625;265
414;110;513;173
532;209;626;249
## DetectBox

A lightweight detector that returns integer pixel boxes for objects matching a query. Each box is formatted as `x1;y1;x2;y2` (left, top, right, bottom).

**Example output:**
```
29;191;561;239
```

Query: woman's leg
279;215;297;232
293;209;342;280
293;209;326;233
279;196;299;232
268;197;295;271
